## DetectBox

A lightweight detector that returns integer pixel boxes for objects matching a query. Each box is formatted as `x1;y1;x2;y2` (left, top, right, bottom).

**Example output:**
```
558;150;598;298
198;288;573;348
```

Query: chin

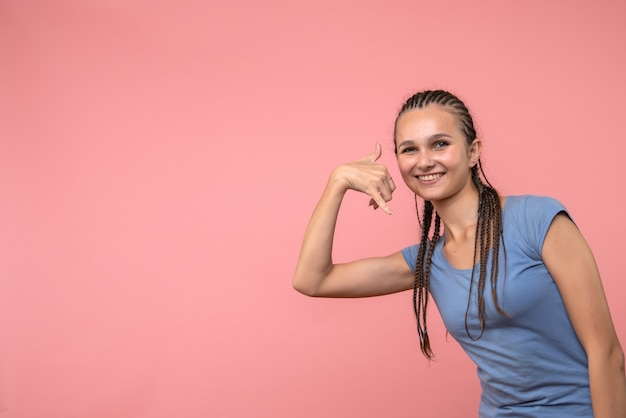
414;190;454;204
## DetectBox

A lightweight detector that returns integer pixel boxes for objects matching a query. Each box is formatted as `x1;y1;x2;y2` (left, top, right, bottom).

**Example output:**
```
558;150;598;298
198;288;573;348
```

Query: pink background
1;1;625;417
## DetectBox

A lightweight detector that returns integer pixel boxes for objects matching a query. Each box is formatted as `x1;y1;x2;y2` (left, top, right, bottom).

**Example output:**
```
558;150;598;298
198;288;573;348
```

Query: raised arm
543;213;626;417
292;143;414;298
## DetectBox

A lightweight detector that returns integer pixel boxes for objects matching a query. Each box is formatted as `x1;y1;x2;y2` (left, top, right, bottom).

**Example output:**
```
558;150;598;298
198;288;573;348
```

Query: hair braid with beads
394;90;506;359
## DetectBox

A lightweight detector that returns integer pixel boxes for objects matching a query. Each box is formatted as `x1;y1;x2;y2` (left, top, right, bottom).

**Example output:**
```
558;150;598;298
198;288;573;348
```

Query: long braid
413;201;433;356
422;210;441;356
412;200;441;358
464;164;506;340
396;90;506;358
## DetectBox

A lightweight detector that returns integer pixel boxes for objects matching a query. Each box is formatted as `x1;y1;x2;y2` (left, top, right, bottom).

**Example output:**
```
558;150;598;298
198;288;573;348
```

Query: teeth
418;174;442;181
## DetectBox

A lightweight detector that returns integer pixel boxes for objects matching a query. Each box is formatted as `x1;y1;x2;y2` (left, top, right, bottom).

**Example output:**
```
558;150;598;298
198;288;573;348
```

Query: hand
332;143;396;215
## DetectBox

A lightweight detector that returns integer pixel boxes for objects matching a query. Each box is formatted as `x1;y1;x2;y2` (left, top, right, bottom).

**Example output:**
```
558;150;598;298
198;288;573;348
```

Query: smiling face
395;104;481;204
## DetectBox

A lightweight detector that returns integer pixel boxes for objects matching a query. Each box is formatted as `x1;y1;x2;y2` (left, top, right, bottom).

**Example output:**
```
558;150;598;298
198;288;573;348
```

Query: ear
468;138;482;166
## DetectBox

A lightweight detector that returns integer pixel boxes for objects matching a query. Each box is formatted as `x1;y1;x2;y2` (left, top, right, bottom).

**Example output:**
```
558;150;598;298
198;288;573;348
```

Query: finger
371;142;382;162
371;193;393;215
357;142;382;163
377;183;394;203
388;177;396;193
368;182;393;214
377;174;396;202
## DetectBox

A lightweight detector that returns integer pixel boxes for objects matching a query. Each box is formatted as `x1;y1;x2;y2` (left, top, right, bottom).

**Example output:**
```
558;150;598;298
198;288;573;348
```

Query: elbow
292;264;334;297
293;282;316;297
292;273;323;297
589;339;626;374
607;340;625;374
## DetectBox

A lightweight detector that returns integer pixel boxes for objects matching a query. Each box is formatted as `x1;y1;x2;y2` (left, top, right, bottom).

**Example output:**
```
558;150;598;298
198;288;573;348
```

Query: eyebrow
396;133;452;148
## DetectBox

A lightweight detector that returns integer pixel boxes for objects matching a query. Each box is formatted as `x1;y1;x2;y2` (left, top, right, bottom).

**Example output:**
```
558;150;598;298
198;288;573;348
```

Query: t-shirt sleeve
401;244;419;274
518;195;570;259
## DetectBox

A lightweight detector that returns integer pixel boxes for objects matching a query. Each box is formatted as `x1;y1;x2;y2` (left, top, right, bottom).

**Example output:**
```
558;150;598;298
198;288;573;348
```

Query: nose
416;150;434;170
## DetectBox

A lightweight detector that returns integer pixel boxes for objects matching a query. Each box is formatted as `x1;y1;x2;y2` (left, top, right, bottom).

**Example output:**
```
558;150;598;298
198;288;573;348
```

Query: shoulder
401;244;418;273
503;194;569;223
503;195;570;256
504;194;566;212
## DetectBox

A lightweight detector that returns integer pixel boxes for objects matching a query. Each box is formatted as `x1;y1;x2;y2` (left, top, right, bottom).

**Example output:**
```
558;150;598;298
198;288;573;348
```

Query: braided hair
394;90;505;359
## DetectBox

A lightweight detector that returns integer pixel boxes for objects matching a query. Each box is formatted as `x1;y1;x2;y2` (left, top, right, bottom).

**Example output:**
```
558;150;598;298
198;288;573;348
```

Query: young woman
292;90;626;417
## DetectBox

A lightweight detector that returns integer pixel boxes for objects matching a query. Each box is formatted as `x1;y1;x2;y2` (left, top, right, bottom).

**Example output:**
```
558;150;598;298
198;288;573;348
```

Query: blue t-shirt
402;195;591;417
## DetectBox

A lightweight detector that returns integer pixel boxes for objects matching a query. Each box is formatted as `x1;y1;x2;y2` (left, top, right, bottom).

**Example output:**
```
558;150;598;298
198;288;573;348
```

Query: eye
433;141;448;149
399;146;417;154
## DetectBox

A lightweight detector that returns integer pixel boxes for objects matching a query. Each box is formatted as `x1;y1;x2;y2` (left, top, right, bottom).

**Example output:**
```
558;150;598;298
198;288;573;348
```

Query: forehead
395;104;461;141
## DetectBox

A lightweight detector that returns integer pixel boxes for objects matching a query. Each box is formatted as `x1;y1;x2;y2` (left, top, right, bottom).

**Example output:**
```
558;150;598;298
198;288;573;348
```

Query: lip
415;173;444;183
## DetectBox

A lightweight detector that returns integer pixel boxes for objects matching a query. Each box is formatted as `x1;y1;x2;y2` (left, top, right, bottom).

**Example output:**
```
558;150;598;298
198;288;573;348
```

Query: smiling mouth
417;173;443;181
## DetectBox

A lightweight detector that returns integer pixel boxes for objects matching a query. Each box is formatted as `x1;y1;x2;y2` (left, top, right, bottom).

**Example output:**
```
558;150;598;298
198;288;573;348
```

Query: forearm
589;346;626;417
292;175;346;296
292;145;395;296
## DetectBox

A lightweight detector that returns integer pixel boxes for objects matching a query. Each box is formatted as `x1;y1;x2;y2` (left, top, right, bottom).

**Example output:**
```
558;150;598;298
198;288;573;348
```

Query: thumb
360;142;382;163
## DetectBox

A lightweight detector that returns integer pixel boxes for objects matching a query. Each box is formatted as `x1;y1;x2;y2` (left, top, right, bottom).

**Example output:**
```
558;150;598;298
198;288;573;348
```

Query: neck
431;185;480;242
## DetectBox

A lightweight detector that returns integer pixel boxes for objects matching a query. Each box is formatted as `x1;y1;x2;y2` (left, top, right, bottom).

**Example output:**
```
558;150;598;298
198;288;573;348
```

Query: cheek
442;151;468;167
396;157;413;176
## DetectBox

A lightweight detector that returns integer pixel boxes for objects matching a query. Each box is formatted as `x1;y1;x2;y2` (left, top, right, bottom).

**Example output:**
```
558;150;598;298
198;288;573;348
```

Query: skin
543;216;626;416
292;104;626;416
